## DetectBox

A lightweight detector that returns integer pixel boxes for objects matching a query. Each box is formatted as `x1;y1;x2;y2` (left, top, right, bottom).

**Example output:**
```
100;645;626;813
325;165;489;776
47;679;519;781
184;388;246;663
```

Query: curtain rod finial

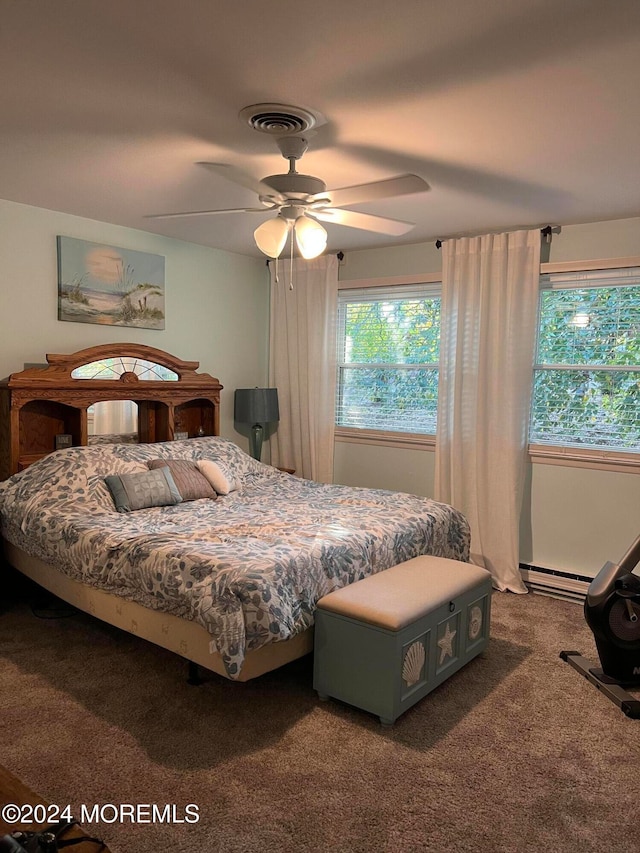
541;225;561;244
435;239;442;249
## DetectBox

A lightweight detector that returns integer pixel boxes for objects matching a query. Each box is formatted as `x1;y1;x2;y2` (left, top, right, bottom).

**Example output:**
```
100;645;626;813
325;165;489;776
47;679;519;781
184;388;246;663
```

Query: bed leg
187;660;202;686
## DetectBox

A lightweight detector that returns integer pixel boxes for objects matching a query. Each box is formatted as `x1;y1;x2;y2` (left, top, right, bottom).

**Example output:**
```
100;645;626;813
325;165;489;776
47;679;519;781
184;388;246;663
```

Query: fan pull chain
274;255;279;283
289;228;294;290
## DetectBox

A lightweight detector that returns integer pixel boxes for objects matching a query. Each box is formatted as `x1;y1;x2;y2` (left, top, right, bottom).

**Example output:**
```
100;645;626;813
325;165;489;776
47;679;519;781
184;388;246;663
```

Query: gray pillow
105;467;183;513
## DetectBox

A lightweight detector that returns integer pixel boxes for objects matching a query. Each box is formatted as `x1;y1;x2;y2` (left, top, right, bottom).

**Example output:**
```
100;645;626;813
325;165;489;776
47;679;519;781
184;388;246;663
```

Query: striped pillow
147;459;217;502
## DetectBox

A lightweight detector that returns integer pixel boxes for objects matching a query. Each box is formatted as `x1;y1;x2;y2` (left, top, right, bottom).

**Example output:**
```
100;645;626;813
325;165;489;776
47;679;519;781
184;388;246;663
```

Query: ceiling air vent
239;103;322;135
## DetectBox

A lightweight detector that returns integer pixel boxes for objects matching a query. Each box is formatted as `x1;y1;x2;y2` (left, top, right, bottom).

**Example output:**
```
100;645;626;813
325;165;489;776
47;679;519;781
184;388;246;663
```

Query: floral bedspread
0;438;470;678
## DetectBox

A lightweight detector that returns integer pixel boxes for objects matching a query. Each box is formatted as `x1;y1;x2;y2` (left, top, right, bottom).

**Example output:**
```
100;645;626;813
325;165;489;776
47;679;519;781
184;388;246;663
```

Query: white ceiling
2;0;640;259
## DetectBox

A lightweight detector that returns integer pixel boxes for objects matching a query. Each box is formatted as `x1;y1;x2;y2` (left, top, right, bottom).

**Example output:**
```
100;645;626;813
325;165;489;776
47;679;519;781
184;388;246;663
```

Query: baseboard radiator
519;563;592;603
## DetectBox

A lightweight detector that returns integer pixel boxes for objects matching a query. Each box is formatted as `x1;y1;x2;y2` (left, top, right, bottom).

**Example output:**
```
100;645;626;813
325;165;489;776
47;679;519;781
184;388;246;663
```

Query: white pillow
196;459;238;495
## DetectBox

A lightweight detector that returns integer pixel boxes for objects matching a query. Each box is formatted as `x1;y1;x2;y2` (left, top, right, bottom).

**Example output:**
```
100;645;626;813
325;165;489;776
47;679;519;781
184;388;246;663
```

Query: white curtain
268;254;339;482
434;230;541;592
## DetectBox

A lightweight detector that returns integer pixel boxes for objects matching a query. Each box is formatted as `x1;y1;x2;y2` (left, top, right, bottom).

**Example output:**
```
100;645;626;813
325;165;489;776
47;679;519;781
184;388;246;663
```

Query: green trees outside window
531;278;640;450
336;287;440;434
336;269;640;454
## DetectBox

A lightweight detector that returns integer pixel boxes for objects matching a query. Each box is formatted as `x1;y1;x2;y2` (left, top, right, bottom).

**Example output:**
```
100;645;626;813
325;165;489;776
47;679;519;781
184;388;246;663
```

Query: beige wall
548;217;640;263
520;463;640;576
334;441;436;496
338;240;442;280
334;217;640;577
0;199;269;445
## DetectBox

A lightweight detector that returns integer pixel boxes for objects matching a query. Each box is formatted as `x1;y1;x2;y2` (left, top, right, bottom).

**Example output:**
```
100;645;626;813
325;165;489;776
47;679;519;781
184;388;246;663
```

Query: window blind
531;267;640;451
336;283;441;434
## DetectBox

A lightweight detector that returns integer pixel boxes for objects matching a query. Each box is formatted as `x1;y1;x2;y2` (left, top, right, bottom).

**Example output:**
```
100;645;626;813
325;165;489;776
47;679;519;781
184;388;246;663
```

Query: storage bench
313;556;492;724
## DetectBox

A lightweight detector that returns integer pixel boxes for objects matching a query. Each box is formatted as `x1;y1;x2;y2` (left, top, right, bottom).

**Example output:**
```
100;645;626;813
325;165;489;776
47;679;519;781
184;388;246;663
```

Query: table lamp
234;388;280;461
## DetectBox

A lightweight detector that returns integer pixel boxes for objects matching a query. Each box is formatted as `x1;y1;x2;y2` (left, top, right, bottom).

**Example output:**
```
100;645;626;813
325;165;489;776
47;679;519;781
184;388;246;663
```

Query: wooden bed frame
4;541;313;682
1;343;313;681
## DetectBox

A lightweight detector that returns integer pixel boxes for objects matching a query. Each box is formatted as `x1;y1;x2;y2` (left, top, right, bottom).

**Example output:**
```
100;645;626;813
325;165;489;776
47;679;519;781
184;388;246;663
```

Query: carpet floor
1;580;639;853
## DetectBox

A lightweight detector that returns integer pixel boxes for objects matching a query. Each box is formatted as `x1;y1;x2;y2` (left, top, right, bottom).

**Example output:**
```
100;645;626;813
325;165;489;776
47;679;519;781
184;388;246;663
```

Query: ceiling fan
148;134;430;260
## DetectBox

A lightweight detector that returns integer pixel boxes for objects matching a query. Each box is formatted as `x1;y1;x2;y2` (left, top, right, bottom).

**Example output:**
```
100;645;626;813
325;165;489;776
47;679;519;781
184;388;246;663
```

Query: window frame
335;274;441;450
333;260;640;472
529;256;640;473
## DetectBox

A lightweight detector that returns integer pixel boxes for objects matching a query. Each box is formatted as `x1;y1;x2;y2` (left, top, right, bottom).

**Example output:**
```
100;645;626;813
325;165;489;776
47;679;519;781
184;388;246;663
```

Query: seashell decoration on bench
402;640;426;687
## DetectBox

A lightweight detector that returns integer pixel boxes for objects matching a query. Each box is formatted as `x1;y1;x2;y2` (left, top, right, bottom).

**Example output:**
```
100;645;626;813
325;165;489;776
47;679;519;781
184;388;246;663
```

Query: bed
0;437;469;680
0;345;470;682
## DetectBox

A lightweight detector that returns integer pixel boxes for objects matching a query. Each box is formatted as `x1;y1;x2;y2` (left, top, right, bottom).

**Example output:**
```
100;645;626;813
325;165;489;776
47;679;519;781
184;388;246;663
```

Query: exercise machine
561;533;640;718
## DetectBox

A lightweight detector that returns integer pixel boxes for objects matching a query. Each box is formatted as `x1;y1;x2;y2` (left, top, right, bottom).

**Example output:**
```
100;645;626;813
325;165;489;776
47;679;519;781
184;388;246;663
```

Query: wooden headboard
0;343;223;479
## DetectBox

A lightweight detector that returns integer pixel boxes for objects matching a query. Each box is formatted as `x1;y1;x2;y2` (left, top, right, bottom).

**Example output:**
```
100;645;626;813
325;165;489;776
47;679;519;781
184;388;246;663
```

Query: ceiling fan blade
197;162;285;201
146;207;272;220
311;208;416;236
318;173;430;209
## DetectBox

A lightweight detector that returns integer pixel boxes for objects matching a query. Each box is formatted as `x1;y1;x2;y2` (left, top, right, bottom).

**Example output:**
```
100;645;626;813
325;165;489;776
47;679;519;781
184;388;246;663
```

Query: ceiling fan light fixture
152;124;430;256
294;215;327;259
254;216;290;258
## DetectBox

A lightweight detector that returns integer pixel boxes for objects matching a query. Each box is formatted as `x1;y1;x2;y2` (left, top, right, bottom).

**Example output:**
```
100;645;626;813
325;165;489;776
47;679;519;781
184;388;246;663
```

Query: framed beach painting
57;237;165;329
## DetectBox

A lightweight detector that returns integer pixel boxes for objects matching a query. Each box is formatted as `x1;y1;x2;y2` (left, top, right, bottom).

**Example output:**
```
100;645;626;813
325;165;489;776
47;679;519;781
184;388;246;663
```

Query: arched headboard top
8;343;221;389
47;343;200;376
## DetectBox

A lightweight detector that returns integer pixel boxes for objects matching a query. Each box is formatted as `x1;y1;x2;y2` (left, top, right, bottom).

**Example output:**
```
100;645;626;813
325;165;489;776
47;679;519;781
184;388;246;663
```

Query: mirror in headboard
87;400;138;444
0;343;223;479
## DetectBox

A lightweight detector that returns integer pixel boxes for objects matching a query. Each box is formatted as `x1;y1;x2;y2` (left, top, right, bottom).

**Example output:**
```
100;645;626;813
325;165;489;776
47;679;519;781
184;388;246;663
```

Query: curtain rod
265;250;344;266
435;225;561;249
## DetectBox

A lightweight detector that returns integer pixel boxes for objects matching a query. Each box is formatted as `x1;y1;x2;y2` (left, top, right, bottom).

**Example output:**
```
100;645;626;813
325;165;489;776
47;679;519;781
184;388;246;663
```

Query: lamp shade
234;388;280;425
294;215;327;259
254;217;289;258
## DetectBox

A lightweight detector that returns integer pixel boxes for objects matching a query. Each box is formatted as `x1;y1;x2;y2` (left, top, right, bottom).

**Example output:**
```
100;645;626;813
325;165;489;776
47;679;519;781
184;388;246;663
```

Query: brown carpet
1;575;639;853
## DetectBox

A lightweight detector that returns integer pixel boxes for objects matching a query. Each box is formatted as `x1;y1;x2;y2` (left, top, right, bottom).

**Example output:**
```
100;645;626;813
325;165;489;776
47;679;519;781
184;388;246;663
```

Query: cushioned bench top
316;556;491;631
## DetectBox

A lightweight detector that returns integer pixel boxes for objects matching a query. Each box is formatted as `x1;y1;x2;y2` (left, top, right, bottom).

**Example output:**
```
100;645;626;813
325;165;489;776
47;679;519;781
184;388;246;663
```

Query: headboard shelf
0;344;223;479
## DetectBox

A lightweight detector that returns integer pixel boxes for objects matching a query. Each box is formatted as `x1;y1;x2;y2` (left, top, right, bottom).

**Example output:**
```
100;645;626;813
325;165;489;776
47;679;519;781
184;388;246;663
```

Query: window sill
528;444;640;473
334;427;435;451
334;431;638;471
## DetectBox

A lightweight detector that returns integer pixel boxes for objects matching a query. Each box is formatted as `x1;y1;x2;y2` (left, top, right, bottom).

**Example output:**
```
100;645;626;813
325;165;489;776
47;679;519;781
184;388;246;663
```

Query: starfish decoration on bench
437;622;457;665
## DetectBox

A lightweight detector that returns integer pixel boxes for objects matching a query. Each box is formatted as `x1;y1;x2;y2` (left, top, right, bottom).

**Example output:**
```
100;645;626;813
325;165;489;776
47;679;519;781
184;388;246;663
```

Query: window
530;267;640;452
336;283;441;434
71;357;178;381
